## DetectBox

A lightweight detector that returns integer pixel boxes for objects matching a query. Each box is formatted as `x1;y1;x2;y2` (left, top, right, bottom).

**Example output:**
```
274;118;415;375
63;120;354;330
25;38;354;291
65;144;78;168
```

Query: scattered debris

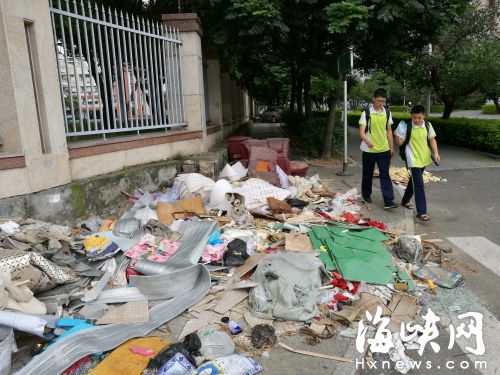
277;342;352;363
0;138;466;374
375;166;447;185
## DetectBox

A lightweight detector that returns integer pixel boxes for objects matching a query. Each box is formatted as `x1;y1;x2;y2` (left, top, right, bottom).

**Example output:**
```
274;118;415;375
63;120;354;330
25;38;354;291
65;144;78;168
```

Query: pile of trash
0;140;463;375
374;166;447;185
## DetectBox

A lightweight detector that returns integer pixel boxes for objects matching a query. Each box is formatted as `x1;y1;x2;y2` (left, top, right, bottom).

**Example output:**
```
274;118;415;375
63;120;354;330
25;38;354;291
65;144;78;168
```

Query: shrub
430;105;444;113
456;94;487;110
482;104;498;114
347;111;500;154
282;110;343;158
388;105;407;113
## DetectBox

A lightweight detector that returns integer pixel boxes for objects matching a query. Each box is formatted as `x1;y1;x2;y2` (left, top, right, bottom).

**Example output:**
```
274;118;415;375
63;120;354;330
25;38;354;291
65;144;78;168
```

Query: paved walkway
389;109;499;120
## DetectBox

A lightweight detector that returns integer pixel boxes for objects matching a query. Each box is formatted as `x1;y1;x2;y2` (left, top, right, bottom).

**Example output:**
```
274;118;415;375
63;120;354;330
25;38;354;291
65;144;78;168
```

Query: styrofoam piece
276;165;289;188
209;179;233;211
219;162;248;181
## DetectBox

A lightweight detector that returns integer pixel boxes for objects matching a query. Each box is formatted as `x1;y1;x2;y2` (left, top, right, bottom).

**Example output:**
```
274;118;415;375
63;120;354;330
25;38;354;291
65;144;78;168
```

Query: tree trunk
321;94;338;160
297;79;303;116
289;69;297;113
304;74;312;119
492;96;500;114
442;98;455;119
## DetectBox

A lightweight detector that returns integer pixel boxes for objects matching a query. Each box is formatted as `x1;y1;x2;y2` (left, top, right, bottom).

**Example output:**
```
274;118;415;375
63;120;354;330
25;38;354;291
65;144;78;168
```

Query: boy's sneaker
362;196;372;204
384;202;398;210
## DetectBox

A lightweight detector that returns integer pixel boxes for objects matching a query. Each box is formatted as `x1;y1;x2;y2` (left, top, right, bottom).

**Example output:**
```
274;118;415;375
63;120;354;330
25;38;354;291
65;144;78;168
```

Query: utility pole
426;44;432;116
336;48;354;176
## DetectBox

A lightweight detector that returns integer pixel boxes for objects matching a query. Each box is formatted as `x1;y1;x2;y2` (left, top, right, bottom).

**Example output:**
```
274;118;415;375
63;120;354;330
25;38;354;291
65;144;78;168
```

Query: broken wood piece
121;190;136;199
277;342;352;363
319;285;334;290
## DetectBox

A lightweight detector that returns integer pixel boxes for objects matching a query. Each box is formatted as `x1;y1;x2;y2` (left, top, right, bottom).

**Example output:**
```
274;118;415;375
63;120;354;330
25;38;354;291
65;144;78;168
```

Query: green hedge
430;105;444;113
282;110;343;158
348;111;500;154
357;104;445;113
482;104;499;114
389;105;407;113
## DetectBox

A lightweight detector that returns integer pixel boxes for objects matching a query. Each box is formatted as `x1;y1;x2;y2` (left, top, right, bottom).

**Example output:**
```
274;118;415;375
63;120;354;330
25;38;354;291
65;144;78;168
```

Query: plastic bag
0;327;16;375
156;352;196;375
195;354;263;375
223;239;249;267
199;330;235;360
330;188;360;216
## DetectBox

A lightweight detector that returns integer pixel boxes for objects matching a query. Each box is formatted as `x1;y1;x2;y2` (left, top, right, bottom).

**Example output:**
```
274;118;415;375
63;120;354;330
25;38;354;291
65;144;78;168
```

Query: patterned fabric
157;353;196;375
0;249;78;292
234;178;291;211
125;234;180;262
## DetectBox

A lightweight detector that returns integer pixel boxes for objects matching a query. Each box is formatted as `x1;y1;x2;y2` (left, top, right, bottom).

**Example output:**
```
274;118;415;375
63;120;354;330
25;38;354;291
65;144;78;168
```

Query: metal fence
49;0;186;138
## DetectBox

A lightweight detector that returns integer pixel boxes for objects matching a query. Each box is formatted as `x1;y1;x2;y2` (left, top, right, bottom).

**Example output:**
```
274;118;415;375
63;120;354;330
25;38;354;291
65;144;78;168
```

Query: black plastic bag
223;239;249;267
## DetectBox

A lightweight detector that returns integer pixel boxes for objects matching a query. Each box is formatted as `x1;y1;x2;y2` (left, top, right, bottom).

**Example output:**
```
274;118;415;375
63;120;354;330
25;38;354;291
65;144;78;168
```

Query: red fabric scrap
367;220;387;230
331;271;360;294
334;293;350;302
315;211;334;221
340;212;359;223
126;265;143;281
63;355;92;374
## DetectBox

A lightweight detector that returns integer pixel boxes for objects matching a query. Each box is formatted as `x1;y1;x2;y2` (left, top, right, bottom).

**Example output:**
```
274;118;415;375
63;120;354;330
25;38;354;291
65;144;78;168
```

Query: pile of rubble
374;166;447;185
0;147;462;375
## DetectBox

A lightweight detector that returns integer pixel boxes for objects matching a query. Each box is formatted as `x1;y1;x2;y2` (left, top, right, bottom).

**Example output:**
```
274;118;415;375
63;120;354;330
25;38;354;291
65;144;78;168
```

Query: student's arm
394;121;406;147
429;137;440;162
358;111;373;148
387;112;395;156
395;135;405;147
359;126;373;148
387;126;395;157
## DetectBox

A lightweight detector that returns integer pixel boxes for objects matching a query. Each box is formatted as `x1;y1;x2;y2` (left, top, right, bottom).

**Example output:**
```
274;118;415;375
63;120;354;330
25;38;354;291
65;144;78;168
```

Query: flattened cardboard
233;253;267;279
387;294;418;332
285;233;314;253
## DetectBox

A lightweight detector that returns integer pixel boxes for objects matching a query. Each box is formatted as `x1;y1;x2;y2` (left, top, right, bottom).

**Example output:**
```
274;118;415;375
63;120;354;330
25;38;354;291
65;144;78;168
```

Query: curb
393;183;415;235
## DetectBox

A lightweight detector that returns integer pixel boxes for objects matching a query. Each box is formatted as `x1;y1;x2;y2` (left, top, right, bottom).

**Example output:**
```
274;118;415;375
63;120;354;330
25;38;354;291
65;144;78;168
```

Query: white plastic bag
0;327;16;375
199;329;235;360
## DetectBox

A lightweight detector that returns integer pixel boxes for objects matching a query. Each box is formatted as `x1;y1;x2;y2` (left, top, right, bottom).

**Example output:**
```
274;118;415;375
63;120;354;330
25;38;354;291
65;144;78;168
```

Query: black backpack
399;120;434;163
364;106;391;134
